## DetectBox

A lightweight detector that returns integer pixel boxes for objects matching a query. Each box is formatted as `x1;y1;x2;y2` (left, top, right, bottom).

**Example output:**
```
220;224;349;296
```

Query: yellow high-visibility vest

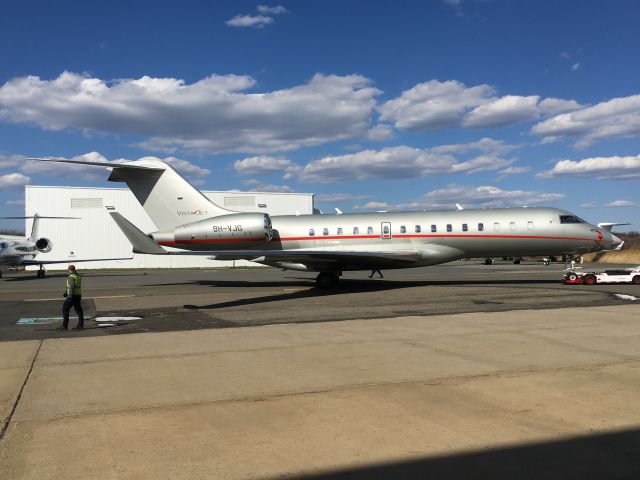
66;273;82;296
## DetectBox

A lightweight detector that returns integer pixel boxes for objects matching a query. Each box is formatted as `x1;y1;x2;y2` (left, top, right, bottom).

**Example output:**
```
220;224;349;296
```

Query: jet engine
151;213;273;245
35;237;52;253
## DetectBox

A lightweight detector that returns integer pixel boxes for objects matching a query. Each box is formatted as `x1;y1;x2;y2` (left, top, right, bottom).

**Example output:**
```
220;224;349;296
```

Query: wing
20;257;132;266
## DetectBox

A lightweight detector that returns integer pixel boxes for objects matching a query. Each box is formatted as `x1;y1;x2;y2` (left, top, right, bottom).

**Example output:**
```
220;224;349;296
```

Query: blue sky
1;0;639;230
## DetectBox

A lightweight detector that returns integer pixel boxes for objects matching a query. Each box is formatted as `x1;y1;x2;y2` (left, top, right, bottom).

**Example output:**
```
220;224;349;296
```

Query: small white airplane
32;157;624;288
0;214;131;278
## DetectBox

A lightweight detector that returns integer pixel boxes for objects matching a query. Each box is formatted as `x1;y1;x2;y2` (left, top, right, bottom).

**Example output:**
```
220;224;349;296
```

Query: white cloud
429;137;519;156
538;97;584;116
378;80;494;131
356;201;392;210
531;94;640;147
0;172;30;190
234;155;300;178
604;200;637;208
560;51;570;59
315;193;372;202
226;14;274;28
299;139;518;183
0;153;23;170
580;202;597;209
462;95;540;128
5;198;25;205
0;72;380;154
257;5;288;15
497;166;531;176
366;124;394;141
379;79;579;131
243;178;294;193
356;185;565;211
571;62;581;72
537;154;640;179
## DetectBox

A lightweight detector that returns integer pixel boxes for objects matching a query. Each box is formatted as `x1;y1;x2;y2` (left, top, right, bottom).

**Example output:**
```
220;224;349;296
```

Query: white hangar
24;185;315;270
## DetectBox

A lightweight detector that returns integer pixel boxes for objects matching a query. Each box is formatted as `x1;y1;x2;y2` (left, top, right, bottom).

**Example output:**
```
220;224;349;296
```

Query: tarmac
1;262;640;479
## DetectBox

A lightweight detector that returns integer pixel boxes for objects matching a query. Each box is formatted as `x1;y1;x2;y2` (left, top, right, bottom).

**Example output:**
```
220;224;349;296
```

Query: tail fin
107;158;234;230
30;157;234;231
0;214;79;242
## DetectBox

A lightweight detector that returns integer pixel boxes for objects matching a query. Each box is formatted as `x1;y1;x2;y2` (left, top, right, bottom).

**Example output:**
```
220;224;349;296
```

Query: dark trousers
62;295;84;328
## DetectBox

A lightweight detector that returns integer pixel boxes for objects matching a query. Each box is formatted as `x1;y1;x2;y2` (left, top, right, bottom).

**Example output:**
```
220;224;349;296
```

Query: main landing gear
36;265;46;279
315;271;340;289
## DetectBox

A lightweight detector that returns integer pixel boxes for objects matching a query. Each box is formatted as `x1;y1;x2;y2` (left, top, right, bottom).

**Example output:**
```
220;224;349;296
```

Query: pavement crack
0;340;43;440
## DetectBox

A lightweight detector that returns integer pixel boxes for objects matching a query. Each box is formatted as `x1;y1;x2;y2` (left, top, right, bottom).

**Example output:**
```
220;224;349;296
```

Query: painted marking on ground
24;294;135;302
17;317;63;325
94;316;142;322
614;294;638;301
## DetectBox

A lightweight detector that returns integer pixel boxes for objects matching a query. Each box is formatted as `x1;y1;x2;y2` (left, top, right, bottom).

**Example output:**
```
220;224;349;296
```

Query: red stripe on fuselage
158;233;599;247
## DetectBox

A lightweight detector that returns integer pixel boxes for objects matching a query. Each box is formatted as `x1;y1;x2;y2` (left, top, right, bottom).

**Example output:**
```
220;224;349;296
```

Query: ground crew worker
57;264;84;330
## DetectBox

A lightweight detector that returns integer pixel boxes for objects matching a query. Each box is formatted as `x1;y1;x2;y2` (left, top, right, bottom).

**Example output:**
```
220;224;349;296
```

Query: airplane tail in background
30;157;235;231
0;214;79;242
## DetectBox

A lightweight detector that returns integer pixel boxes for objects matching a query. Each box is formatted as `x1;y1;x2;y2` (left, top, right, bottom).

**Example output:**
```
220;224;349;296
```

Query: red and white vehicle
563;266;640;285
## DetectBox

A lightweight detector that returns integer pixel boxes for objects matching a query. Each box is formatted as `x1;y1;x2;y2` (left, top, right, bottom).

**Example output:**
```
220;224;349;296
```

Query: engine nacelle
151;213;273;245
35;237;52;253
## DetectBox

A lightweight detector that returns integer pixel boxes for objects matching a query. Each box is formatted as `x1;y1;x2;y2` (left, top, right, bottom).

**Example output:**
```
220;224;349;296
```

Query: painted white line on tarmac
24;294;135;302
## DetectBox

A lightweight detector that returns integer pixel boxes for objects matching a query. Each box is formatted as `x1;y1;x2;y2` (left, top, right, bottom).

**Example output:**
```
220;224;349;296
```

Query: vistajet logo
177;209;208;216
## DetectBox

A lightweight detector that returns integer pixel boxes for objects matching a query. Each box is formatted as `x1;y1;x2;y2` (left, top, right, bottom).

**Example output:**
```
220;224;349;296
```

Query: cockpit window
559;215;584;224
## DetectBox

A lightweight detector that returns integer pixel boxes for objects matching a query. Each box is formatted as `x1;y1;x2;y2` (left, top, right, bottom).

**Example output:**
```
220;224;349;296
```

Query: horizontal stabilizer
27;158;163;171
108;211;167;255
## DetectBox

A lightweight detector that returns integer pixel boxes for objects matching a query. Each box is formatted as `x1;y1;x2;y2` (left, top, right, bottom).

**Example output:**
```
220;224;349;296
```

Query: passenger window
309;228;315;236
415;225;421;233
323;228;329;236
493;222;500;231
510;222;516;231
478;223;484;231
353;227;359;235
527;221;534;230
367;226;374;234
383;225;390;234
400;225;406;234
446;224;452;232
431;224;437;233
337;227;343;235
462;223;468;232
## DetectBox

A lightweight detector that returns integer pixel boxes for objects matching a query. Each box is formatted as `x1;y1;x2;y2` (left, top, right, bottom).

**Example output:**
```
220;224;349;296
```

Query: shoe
55;326;68;331
73;326;84;330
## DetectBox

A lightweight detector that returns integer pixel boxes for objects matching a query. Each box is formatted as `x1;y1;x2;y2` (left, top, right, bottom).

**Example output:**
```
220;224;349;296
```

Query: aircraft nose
611;234;624;251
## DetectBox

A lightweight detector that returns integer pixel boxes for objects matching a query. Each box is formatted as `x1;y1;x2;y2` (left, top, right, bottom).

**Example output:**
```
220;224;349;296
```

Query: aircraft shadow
182;278;559;311
268;427;640;480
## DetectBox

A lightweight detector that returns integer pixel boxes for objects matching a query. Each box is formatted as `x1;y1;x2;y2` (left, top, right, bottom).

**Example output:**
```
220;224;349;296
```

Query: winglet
598;222;631;232
108;210;167;255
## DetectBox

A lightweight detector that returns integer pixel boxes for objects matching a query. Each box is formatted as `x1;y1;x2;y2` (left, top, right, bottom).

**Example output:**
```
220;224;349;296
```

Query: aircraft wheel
514;258;521;264
37;270;45;279
316;272;338;289
0;271;3;278
632;275;640;285
584;274;597;285
484;258;493;265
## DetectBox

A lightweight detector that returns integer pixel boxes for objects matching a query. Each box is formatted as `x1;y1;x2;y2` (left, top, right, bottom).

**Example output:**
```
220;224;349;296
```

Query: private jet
34;158;624;288
0;214;131;278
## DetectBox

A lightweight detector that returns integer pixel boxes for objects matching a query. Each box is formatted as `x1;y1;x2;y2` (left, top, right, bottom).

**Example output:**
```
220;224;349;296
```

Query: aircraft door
381;222;391;239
